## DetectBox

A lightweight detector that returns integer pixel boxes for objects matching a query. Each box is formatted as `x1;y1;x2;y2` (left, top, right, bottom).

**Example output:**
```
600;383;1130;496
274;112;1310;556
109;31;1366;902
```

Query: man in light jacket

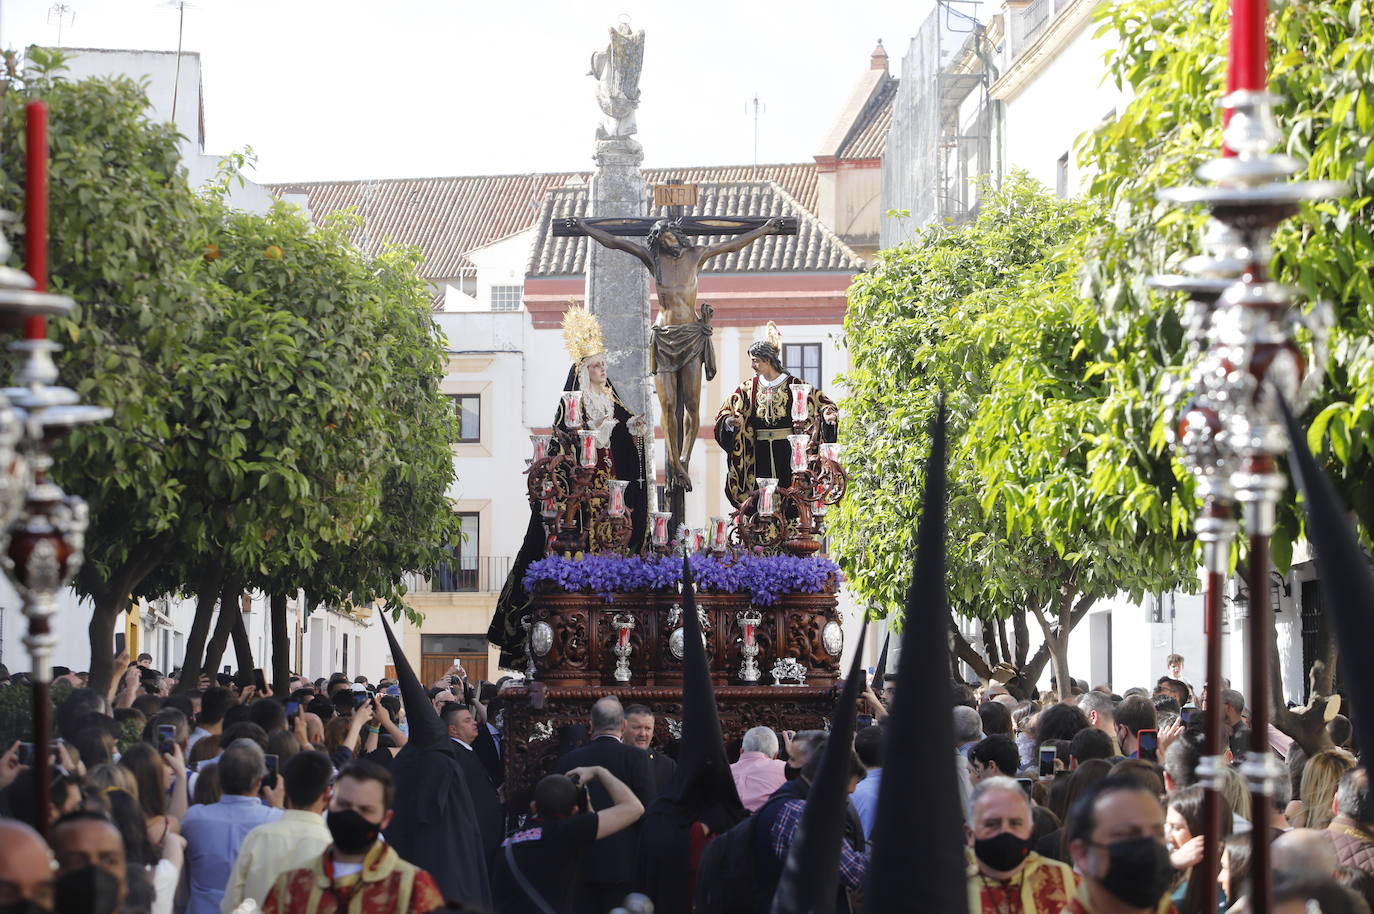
220;750;333;914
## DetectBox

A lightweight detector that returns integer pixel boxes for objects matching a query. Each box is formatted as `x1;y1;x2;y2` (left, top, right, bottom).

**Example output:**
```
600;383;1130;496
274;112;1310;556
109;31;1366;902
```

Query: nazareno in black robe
487;364;648;670
378;615;493;910
634;556;746;914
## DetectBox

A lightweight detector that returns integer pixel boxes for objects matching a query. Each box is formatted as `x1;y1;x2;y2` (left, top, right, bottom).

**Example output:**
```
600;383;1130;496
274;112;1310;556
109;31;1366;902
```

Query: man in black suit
555;696;656;914
442;702;505;857
625;704;677;798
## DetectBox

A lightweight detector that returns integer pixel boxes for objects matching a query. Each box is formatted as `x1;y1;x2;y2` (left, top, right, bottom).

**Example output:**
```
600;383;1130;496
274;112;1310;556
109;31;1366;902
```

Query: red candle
1228;0;1267;93
608;480;628;517
25;101;49;340
578;430;598;468
744;622;755;648
618;626;629;649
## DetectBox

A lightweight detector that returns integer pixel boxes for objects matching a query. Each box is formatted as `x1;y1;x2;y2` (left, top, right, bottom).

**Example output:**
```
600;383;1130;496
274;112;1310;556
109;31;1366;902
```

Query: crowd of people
0;646;1371;914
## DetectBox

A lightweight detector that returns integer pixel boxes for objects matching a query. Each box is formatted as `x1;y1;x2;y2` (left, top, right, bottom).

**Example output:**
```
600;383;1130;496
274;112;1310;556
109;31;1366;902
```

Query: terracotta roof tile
836;77;897;160
268;163;819;282
527;179;862;277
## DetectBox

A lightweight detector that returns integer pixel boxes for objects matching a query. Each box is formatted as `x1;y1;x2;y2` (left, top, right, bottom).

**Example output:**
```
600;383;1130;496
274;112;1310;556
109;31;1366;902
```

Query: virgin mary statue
487;307;649;670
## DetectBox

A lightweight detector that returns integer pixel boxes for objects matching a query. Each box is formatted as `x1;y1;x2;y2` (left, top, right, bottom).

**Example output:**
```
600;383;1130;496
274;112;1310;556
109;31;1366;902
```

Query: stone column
587;137;655;512
586;140;651;418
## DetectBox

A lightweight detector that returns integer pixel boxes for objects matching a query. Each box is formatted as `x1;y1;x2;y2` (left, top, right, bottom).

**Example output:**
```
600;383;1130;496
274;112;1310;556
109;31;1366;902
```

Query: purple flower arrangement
524;552;841;605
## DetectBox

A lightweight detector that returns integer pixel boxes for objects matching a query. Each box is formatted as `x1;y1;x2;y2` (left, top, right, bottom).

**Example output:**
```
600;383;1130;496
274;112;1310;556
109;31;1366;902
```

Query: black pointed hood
659;552;745;831
872;631;890;694
1279;394;1374;760
862;400;968;914
770;620;869;914
379;612;447;750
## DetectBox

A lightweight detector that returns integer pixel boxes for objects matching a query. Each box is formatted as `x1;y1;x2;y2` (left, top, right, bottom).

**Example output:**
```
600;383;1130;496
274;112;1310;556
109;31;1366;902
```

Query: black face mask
0;900;52;914
54;866;119;914
1095;837;1174;908
327;809;382;855
974;831;1032;873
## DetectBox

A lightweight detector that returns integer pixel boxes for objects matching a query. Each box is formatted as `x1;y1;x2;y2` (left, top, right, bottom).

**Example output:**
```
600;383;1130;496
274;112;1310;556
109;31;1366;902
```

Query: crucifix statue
557;212;798;509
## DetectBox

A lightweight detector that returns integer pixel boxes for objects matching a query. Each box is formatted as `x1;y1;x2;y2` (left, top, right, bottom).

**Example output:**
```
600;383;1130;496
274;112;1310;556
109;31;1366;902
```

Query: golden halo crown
562;304;607;364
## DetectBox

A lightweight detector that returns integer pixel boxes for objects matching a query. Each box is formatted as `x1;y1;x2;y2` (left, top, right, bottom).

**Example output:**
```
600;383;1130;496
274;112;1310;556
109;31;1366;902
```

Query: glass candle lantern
709;516;728;550
541;495;558;519
607;479;628;517
577;429;598;468
652;512;672;546
788;434;810;473
561;391;583;429
530;434;551;462
789;383;812;421
820;442;842;463
757;478;780;516
691;529;706;553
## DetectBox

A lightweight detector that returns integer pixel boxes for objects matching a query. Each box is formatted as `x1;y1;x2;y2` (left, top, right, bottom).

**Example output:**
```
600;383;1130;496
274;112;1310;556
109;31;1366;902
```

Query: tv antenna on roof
746;94;766;178
48;3;76;47
154;1;199;124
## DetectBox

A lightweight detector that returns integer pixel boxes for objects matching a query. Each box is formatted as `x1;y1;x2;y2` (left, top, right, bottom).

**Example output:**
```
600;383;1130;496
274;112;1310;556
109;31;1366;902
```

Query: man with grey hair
1329;767;1374;875
965;776;1076;912
731;725;786;811
556;696;655;914
182;738;283;914
1076;690;1120;755
955;705;986;757
783;729;827;779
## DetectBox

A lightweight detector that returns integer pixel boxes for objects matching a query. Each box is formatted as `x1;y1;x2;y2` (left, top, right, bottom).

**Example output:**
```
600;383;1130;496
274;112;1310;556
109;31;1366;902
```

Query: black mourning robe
635;557;746;914
378;615;493;909
489;366;649;670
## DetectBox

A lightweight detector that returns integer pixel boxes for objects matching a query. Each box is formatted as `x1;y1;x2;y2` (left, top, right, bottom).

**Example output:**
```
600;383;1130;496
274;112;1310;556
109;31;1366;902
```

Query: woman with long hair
1166;784;1233;907
118;742;183;853
1292;747;1356;829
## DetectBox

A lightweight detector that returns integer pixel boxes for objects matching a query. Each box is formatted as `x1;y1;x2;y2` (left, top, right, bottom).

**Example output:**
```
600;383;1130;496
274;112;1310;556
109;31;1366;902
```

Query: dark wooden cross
552;214;800;237
553;183;799;535
552;181;800;238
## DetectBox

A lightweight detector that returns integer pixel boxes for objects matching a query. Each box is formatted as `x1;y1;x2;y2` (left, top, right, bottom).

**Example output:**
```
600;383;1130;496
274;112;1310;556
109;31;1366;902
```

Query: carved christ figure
568;216;787;490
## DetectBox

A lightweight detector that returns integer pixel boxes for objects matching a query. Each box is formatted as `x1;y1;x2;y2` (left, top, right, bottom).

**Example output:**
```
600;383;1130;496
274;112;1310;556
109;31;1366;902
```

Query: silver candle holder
1155;88;1345;911
737;609;762;682
611;612;635;682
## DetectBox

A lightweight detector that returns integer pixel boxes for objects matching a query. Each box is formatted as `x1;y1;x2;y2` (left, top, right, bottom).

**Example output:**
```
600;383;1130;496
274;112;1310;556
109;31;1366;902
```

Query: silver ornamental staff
1155;85;1345;914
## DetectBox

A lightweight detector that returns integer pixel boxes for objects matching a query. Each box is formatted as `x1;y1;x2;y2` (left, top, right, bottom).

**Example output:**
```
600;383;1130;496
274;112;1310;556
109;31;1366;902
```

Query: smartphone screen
1017;777;1034;798
354;692;369;708
1138;729;1159;762
253;669;267;692
264;754;278;778
857;714;874;729
157;724;176;754
285;700;300;717
1039;745;1057;777
1181;707;1198;725
17;742;34;766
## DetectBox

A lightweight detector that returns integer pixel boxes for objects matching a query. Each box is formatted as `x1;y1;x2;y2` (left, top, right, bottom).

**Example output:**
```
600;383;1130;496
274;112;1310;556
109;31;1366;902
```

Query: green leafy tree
1080;0;1372;746
834;175;1193;695
1;52;215;693
2;58;457;692
177;201;456;694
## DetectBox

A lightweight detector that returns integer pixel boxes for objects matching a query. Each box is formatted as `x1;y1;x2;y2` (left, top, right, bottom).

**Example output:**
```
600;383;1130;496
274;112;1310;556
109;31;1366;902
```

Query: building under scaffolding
880;0;996;245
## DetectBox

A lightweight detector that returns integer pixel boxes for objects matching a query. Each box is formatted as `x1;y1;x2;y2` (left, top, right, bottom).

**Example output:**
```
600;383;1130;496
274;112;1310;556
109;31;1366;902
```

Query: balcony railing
409;555;513;594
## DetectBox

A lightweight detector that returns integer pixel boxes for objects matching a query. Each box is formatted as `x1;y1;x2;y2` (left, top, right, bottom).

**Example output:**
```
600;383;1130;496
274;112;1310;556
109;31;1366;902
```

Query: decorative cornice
989;0;1105;104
